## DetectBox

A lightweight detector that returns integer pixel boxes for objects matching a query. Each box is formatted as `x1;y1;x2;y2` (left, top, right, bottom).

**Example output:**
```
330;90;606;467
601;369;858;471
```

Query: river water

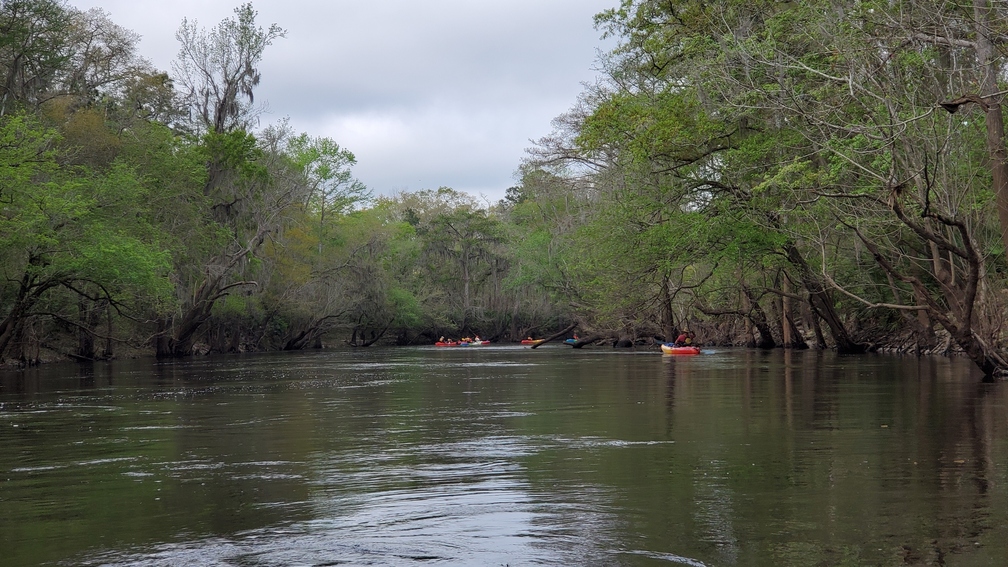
1;346;1006;566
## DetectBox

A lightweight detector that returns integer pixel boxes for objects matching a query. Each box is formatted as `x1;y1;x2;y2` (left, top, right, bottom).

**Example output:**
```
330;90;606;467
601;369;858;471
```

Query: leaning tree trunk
159;271;257;358
742;285;776;349
0;275;59;363
856;201;1008;380
780;275;808;349
531;322;578;348
165;284;217;357
784;243;865;353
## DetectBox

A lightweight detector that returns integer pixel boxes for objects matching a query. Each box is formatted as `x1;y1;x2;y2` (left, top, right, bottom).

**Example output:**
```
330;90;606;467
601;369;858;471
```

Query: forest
3;0;1008;380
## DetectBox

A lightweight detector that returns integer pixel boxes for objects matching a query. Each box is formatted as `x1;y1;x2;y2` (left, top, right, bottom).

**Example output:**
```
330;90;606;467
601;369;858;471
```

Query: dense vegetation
3;0;1008;379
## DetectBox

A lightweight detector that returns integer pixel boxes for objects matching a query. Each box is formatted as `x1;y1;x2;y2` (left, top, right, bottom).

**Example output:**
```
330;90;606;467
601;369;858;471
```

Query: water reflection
2;348;1008;566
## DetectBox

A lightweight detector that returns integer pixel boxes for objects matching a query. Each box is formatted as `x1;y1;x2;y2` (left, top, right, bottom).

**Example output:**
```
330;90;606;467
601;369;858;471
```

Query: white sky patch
67;0;617;201
312;103;545;196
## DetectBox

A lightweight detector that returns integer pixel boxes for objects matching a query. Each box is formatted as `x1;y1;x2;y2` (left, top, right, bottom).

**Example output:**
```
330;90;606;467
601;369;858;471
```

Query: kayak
564;338;578;345
436;340;490;347
661;344;701;355
520;339;544;345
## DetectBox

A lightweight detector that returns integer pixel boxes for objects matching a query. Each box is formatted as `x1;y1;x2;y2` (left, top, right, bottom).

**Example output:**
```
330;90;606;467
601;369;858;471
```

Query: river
1;346;1006;566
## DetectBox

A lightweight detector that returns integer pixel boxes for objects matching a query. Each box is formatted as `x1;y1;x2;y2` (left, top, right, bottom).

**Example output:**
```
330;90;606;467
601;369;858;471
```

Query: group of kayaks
435;340;490;347
442;337;701;354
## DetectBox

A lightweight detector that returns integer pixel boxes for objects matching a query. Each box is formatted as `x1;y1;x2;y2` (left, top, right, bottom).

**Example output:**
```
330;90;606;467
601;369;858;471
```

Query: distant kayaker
674;332;688;346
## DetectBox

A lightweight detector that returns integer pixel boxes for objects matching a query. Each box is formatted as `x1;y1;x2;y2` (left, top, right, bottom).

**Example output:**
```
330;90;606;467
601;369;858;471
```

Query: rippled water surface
2;346;1008;566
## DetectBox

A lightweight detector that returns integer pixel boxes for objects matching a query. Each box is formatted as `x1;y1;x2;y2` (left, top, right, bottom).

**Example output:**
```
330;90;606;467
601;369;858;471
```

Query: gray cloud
67;0;614;201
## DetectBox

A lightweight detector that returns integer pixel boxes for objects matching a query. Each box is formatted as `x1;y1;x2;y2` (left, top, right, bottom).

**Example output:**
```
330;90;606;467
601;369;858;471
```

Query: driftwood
530;323;578;349
568;334;605;348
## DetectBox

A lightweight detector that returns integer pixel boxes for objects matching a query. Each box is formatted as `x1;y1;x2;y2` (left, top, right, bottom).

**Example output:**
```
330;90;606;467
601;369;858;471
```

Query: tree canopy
2;0;1008;380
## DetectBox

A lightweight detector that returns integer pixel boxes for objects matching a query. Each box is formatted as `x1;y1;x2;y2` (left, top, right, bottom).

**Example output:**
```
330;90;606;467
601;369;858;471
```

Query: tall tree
172;2;285;135
287;132;370;251
0;0;71;115
154;5;293;357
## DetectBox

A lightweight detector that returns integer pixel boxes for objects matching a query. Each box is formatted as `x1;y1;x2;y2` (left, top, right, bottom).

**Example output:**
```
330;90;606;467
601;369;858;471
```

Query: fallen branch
531;322;578;349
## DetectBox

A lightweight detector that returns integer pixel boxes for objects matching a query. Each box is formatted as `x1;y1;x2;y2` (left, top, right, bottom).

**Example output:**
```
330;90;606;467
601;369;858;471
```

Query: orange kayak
661;344;701;355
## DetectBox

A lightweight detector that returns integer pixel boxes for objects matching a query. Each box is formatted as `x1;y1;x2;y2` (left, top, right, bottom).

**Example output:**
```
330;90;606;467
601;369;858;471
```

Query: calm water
1;346;1007;566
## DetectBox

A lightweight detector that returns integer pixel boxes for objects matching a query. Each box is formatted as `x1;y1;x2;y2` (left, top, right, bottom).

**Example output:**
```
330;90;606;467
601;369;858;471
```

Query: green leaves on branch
0;113;174;357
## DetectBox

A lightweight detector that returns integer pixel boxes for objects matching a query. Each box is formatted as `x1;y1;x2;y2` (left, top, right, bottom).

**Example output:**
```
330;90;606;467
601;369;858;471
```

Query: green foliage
287;132;370;217
201;129;267;182
388;287;421;328
0;0;73;115
0;112;175;359
8;0;1008;364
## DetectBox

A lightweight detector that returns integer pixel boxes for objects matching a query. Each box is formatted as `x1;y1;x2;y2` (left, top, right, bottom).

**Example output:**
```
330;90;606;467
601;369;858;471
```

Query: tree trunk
12;317;40;367
285;327;316;350
781;275;808;349
780;281;791;347
76;297;101;360
154;318;171;358
660;277;675;340
806;299;827;349
784;311;809;349
784;243;865;353
743;286;776;349
973;0;1008;256
569;334;606;348
531;322;578;348
163;273;255;357
0;277;56;362
103;303;113;359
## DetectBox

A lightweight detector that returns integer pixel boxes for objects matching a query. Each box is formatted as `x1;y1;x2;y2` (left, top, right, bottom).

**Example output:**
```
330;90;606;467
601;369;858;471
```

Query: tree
286;132;370;251
385;188;507;332
713;0;1008;374
153;5;294;357
0;113;171;364
61;7;151;110
0;0;72;116
1;1;156;118
172;2;285;135
579;0;1008;376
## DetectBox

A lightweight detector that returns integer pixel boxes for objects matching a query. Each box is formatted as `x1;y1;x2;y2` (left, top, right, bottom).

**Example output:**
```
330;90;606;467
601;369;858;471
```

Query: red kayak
520;339;544;345
661;344;701;355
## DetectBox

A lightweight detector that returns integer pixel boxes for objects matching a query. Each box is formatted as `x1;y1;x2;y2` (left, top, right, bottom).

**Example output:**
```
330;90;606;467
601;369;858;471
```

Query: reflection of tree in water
797;355;1006;564
904;373;1002;564
664;357;677;437
661;350;1008;565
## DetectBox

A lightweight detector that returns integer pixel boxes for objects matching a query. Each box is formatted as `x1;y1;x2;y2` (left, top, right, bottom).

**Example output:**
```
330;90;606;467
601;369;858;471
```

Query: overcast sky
66;0;615;202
